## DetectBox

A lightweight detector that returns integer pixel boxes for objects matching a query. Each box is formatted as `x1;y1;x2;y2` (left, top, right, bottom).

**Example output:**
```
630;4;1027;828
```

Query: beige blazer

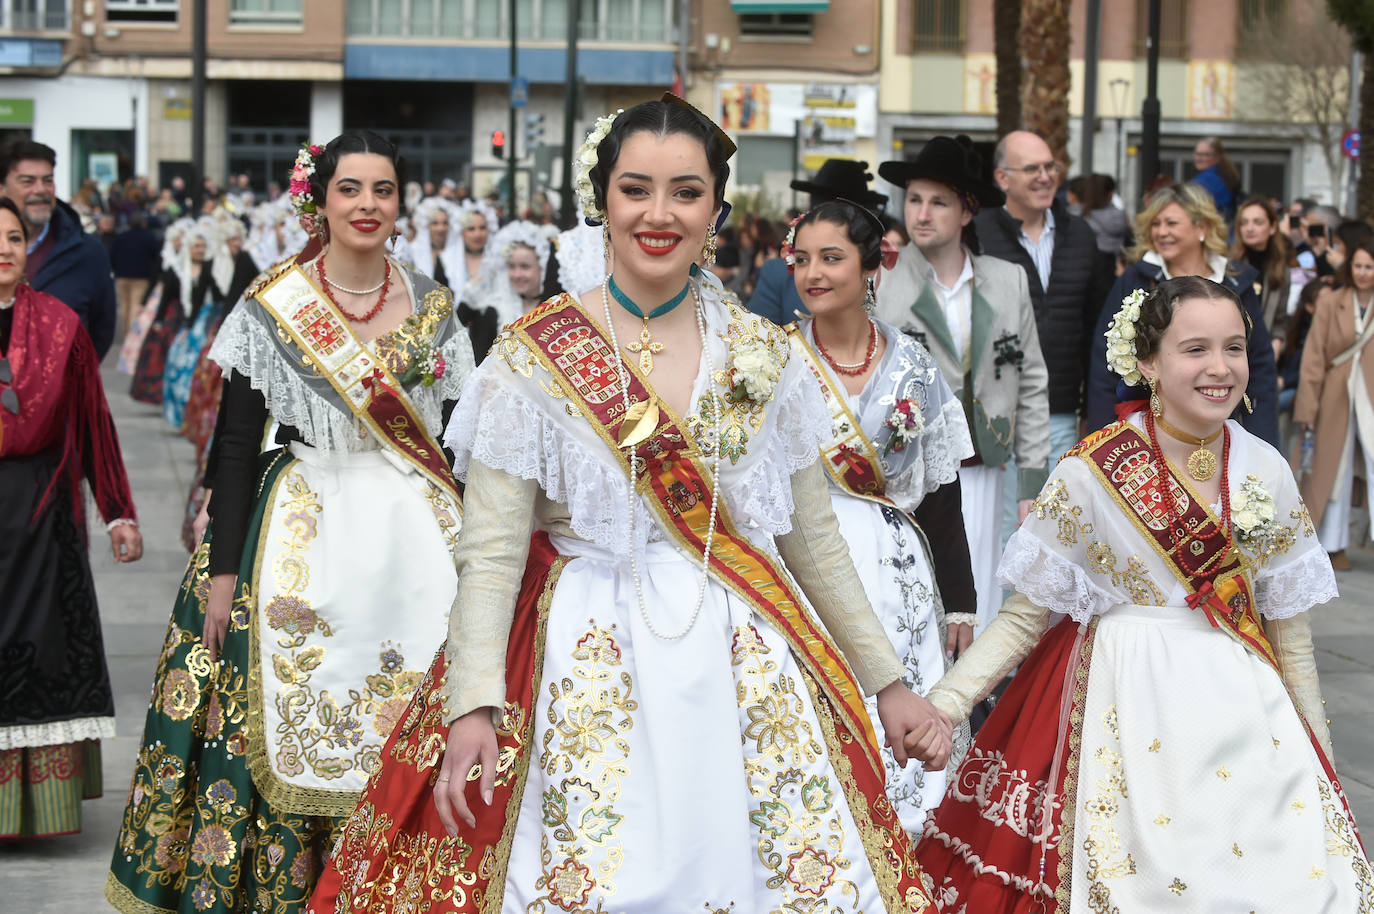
875;243;1051;499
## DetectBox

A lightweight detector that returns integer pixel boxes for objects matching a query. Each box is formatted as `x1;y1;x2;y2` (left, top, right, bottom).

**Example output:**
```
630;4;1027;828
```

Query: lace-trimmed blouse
999;416;1337;624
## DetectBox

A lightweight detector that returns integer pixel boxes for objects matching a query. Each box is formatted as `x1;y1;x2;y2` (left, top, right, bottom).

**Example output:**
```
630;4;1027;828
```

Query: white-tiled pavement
3;360;1373;910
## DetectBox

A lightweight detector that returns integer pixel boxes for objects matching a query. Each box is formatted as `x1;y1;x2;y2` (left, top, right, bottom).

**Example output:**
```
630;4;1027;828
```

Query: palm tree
1328;0;1374;219
1020;0;1072;164
994;0;1022;138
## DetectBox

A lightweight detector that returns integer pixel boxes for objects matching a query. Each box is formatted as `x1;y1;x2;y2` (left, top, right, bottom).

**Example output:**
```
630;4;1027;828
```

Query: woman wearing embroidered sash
308;98;951;913
106;131;475;914
786;200;978;833
916;276;1369;911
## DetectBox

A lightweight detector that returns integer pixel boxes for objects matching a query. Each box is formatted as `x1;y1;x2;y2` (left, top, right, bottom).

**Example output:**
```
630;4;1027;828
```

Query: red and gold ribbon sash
510;296;931;906
254;263;461;504
787;324;890;500
1072;421;1276;672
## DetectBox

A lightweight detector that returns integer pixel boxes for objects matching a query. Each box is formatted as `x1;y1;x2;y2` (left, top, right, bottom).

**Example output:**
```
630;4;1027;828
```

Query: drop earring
703;224;718;265
602;223;611;266
1148;377;1162;416
1243;392;1253;414
863;275;876;313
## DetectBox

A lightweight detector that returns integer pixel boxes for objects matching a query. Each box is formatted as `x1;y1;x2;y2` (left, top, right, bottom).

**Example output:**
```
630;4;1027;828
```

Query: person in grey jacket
875;135;1051;634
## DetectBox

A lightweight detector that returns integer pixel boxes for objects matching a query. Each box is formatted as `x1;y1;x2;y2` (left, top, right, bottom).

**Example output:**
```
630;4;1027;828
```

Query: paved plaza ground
4;363;1374;910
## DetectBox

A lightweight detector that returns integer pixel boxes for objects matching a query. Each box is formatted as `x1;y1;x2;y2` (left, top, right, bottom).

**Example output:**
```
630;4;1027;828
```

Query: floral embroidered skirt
831;493;968;835
117;284;162;375
1;449;116;840
312;534;930;914
917;608;1373;913
107;445;459;914
163;305;218;429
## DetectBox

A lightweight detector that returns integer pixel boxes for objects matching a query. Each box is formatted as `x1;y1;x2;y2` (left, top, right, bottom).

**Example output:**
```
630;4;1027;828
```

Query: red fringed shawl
1;284;136;526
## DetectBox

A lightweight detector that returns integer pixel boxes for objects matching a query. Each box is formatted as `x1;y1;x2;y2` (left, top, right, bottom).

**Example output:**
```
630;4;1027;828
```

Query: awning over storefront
729;1;830;11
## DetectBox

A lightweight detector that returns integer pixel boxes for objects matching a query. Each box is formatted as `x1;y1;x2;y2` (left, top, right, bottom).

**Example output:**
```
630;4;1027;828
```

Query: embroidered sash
787;325;891;500
511;296;932;907
1073;423;1364;844
254;263;460;502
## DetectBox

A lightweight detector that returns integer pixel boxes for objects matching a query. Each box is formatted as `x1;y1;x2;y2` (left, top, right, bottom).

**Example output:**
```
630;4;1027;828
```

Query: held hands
944;621;974;660
875;680;953;771
201;573;236;661
434;708;498;837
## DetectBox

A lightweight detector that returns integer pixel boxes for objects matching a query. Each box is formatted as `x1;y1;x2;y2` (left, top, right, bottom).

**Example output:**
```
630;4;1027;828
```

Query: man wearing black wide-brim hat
745;159;887;326
874;135;1050;637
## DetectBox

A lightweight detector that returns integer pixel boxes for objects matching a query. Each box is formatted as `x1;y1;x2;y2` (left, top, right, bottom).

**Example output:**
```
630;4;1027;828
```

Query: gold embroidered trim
104;871;175;914
1055;618;1097;914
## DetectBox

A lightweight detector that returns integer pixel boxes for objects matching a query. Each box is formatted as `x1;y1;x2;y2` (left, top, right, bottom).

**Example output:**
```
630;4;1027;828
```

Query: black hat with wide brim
878;135;1005;208
790;159;889;212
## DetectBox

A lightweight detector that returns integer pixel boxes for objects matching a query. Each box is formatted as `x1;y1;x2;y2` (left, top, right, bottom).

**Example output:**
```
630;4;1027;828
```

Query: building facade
878;0;1353;208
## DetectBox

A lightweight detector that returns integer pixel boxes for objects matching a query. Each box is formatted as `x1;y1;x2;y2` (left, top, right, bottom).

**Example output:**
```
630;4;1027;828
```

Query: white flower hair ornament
574;109;624;225
1104;287;1149;387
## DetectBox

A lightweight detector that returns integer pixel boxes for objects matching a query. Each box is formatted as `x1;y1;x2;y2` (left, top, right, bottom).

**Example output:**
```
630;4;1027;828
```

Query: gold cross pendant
625;318;664;374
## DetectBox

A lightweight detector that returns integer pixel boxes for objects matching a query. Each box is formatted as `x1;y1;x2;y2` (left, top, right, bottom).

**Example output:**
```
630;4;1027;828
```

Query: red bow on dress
1185;574;1241;629
361;367;399;401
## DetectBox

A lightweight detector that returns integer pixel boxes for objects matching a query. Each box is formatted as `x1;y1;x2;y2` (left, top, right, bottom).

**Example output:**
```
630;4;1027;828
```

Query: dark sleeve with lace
911;477;976;616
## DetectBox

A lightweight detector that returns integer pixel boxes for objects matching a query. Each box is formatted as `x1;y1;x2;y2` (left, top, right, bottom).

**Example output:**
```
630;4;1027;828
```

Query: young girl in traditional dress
787;199;978;832
106;131;474;914
917;276;1370;911
307;97;952;914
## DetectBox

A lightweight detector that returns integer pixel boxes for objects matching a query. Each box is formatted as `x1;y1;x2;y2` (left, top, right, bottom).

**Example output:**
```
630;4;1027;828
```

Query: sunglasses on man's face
0;357;17;414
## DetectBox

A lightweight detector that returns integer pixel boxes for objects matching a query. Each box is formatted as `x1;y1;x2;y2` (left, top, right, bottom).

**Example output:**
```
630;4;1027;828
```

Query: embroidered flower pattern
882;398;925;455
1105;287;1148;386
992;330;1025;379
573;109;622;223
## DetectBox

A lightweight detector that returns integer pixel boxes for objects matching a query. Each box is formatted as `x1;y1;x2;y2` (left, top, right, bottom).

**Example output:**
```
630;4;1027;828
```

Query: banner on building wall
1187;61;1233;119
717;81;877;138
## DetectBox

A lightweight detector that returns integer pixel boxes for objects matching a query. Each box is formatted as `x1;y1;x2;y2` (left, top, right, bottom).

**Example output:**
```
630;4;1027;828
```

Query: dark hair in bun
306;130;406;213
588;100;732;218
1133;275;1250;361
793;199;884;272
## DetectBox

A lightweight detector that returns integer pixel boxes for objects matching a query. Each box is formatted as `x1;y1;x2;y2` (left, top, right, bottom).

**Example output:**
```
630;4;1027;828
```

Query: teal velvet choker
607;274;690;320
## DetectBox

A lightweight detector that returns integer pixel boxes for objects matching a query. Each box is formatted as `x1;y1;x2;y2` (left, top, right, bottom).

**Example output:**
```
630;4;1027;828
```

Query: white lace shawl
801;321;973;512
443;288;829;553
208;264;475;452
998;417;1337;624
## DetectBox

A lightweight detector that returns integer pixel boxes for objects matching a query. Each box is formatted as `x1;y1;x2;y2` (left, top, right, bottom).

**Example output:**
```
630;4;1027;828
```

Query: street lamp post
1110;77;1131;191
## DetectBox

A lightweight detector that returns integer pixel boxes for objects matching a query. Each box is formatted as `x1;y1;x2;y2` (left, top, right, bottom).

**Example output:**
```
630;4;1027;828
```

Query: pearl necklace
323;272;388;295
601;279;722;640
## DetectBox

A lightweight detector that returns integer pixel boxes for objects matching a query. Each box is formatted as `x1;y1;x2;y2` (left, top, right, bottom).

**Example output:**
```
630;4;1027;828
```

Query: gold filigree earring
1243;392;1253;413
1148;377;1163;416
703;224;718;265
602;223;611;265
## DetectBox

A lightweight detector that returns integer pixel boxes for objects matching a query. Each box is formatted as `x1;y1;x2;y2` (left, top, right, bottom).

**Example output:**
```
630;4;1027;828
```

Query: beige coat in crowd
1292;285;1374;529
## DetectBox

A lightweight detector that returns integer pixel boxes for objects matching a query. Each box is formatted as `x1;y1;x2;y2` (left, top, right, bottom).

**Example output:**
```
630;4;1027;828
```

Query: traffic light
525;113;545;155
491;129;506;159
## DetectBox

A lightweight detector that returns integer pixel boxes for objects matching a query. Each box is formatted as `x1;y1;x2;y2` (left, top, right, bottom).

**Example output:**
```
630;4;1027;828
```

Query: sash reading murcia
254;263;461;504
1073;421;1364;848
510;295;934;909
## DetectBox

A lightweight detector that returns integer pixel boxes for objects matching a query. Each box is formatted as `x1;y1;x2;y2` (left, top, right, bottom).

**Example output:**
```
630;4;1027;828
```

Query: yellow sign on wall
163;97;192;120
1187;61;1233;120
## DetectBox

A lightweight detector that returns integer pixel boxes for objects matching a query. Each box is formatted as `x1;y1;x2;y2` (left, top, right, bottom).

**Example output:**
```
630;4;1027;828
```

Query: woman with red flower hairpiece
105;130;475;914
787;198;979;833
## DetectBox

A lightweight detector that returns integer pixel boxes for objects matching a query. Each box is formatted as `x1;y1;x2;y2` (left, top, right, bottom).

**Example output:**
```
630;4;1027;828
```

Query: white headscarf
478;220;552;324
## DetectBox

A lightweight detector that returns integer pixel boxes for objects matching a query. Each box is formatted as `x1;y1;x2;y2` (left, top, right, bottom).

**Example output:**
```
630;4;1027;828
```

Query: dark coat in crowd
975;199;1116;416
1085;257;1279;446
29;200;117;358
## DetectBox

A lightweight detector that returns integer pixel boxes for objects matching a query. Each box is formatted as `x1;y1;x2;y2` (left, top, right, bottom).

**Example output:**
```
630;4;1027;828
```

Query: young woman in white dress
917;275;1370;912
307;97;953;914
787;199;977;833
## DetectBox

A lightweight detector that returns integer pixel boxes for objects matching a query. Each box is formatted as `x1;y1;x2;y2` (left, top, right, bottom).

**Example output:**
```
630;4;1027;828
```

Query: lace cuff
1254;548;1338;620
736;372;828;535
444;372;638;549
885;398;974;511
997;531;1117;624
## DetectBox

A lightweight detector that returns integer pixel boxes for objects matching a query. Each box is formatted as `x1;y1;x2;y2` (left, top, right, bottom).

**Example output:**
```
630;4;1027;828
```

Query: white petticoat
1069;602;1372;912
831;494;958;836
500;535;902;913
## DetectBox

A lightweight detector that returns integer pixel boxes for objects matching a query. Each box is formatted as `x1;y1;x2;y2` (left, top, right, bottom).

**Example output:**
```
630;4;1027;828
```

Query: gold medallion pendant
1156;414;1223;482
1186;446;1218;482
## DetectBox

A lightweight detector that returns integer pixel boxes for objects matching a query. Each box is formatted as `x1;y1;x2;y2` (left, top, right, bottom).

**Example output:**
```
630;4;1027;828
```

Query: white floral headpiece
289;142;324;235
1104;287;1148;386
574;109;623;225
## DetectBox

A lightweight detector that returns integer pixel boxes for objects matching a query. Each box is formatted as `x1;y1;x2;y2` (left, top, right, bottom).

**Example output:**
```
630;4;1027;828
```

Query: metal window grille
1134;0;1188;59
9;0;69;30
229;0;303;26
344;0;668;41
913;0;962;53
